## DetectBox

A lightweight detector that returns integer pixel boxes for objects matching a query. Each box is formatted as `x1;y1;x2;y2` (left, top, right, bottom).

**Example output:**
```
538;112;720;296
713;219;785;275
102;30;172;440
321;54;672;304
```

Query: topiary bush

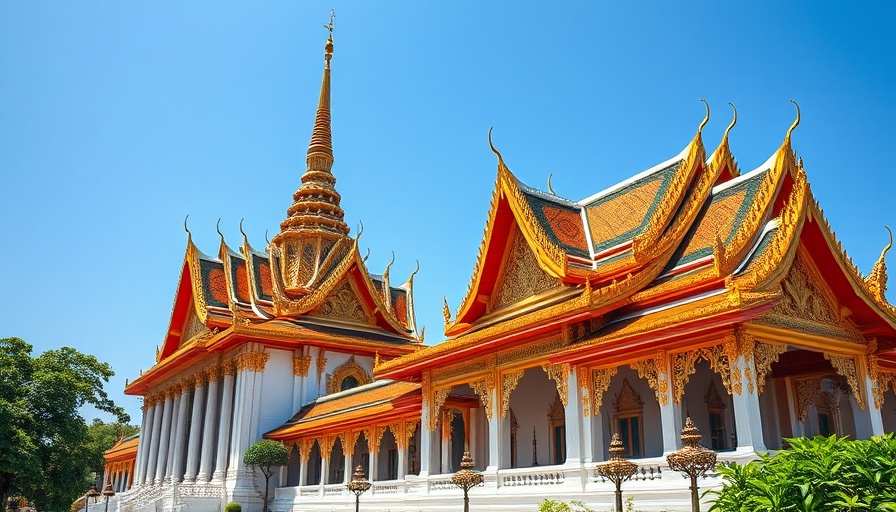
709;434;896;511
243;440;290;512
224;502;241;512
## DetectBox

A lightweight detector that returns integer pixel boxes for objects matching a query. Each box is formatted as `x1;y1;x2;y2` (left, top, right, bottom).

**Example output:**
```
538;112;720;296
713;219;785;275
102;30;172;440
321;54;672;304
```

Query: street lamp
345;465;371;512
595;433;639;512
451;452;484;512
102;482;115;512
666;417;717;512
83;484;101;512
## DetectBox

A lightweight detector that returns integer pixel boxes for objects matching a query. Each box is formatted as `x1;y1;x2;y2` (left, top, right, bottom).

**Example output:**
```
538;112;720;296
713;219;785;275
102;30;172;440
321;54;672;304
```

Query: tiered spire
277;18;349;239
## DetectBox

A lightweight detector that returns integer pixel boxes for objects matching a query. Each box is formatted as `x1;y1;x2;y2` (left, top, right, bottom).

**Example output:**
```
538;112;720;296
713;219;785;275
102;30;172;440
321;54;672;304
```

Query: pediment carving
312;280;373;324
490;228;558;312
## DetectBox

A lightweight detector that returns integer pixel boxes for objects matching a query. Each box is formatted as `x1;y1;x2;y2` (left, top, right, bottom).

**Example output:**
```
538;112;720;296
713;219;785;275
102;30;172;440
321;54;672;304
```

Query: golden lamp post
666;417;718;512
451;452;484;512
101;482;115;512
595;433;639;512
345;465;371;512
83;484;100;512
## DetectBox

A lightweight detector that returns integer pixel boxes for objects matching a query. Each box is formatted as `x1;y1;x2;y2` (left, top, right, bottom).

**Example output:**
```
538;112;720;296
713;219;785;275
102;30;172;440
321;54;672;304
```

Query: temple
103;28;896;512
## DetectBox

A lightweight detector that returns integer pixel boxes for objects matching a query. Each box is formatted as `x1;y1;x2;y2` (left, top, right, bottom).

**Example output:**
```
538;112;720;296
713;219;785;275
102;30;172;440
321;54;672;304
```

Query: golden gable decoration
491;228;558;312
313;280;372;324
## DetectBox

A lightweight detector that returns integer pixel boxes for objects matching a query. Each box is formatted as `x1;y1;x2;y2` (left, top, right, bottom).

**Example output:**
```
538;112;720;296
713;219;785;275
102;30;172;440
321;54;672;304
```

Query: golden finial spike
384;251;395;276
216;218;225;243
357;220;364;239
264;229;270;245
881;226;893;261
442;296;451;323
239;218;247;239
785;99;801;144
487;127;505;166
183;215;192;239
697;99;710;135
722;102;737;141
547;173;556;195
409;259;420;281
363;248;370;262
866;226;892;303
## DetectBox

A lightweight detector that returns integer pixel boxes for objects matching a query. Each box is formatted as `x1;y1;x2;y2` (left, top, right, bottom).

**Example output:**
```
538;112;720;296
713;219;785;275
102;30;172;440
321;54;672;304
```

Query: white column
184;380;206;482
368;441;377;481
486;386;511;471
154;394;174;484
212;368;236;483
563;367;584;465
658;367;682;454
164;391;182;481
855;358;885;437
730;355;767;453
292;349;304;413
227;369;246;472
144;400;163;485
198;374;220;482
299;455;307;487
784;377;803;437
170;385;191;482
396;444;406;479
132;400;151;486
319;456;329;494
343;450;352;483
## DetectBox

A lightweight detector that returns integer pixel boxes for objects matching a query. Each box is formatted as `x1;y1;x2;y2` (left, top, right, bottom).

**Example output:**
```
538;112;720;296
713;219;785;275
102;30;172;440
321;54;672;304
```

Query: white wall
508;367;560;467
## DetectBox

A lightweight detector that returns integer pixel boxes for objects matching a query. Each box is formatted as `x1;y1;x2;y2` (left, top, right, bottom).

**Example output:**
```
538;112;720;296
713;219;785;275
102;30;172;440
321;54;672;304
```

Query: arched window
613;379;644;458
340;375;360;391
326;356;372;394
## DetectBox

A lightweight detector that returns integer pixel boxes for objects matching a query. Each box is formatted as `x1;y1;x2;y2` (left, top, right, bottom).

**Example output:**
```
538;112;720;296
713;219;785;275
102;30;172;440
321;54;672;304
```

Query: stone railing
119;484;172;512
593;464;664;483
428;477;457;492
175;482;224;499
500;468;566;487
298;486;320;497
371;480;408;495
322;484;344;497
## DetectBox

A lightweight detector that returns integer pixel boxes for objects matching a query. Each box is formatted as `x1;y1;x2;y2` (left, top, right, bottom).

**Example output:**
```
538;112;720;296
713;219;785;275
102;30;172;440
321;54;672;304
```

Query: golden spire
277;10;349;239
866;226;892;303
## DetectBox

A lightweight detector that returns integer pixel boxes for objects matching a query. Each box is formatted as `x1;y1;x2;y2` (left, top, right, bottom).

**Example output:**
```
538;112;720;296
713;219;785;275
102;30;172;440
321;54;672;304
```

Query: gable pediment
756;245;864;342
489;227;560;313
309;277;377;326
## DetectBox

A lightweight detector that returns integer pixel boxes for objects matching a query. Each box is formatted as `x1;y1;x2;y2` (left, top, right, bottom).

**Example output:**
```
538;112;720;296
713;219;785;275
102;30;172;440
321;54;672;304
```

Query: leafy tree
0;338;128;512
243;439;289;512
709;434;896;512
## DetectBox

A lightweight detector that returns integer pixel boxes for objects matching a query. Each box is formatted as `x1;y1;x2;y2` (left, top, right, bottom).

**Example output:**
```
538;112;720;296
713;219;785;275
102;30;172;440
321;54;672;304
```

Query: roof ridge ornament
184;214;192;240
216;218;225;244
785;99;801;145
865;226;892;303
722;102;737;142
547;173;556;195
487;127;505;168
697;99;710;136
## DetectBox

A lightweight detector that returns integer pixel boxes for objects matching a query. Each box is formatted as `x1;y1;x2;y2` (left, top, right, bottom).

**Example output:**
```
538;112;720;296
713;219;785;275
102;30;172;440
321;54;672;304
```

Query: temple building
104;30;896;512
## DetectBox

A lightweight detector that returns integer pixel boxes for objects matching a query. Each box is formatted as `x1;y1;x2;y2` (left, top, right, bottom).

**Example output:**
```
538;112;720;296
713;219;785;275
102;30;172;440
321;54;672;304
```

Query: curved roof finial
264;229;271;245
409;259;420;281
239;218;247;238
363;248;370;262
785;99;801;144
357;220;364;239
384;251;396;275
216;218;225;243
697;99;710;135
183;214;192;238
722;102;737;142
881;226;893;261
547;173;556;195
488;127;505;166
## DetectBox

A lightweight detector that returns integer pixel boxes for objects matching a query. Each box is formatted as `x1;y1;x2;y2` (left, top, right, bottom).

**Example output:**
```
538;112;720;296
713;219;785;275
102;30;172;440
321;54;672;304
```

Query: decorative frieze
542;363;570;406
236;351;270;372
753;341;786;394
469;374;496;420
591;367;618;413
824;353;865;410
293;355;312;377
500;370;524;418
795;378;821;422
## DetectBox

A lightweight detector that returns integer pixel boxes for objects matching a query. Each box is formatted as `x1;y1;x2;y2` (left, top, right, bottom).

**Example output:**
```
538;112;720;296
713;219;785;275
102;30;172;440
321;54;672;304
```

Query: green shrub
539;499;597;512
709;434;896;511
224;502;241;512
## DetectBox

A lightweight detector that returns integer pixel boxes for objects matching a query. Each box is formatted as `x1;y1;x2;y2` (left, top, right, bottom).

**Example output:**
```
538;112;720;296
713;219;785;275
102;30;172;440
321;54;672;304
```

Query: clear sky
1;1;894;424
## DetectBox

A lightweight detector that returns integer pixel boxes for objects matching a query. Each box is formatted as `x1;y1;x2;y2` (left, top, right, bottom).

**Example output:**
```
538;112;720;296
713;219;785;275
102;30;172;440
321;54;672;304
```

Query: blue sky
1;1;893;424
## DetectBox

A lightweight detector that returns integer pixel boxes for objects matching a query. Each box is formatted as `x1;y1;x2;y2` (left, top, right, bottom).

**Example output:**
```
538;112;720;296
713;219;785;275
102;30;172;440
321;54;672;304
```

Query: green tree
709;434;896;512
0;338;128;512
243;439;289;512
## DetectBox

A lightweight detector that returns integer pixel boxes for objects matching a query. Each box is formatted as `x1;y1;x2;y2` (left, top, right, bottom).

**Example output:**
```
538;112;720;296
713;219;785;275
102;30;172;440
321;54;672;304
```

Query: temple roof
376;103;896;381
265;380;420;440
104;433;140;463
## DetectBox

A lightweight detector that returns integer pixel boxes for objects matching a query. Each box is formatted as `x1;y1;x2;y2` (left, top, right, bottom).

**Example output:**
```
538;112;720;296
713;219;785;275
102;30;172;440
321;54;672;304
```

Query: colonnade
131;351;270;487
102;459;135;492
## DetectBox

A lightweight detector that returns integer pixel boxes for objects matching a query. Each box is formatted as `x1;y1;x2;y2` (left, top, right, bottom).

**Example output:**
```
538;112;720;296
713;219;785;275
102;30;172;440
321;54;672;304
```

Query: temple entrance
376;428;399;481
433;383;487;473
352;431;370;478
507;366;562;467
597;366;661;460
682;360;736;451
285;443;300;486
327;437;345;484
306;441;322;486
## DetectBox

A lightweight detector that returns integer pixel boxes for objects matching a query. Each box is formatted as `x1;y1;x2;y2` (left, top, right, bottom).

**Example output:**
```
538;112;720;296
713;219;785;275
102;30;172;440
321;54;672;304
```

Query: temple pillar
730;355;767;452
367;441;377;482
197;372;219;482
171;385;191;482
440;413;451;474
486;386;511;471
855;358;885;437
396;443;407;480
228;351;268;486
343;449;352;483
419;402;434;477
154;393;174;484
212;367;236;483
298;454;307;488
658;367;682;454
784;377;803;437
227;368;246;473
319;456;329;495
133;399;150;486
164;390;183;481
184;379;206;482
563;367;584;465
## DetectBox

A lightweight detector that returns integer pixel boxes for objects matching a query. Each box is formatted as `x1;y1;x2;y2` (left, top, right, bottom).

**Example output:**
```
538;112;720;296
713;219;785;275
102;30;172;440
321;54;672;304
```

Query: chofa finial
216;218;225;243
183;215;192;239
697;99;710;135
547;173;556;195
488;127;505;165
785;99;801;144
881;226;893;261
722;102;737;141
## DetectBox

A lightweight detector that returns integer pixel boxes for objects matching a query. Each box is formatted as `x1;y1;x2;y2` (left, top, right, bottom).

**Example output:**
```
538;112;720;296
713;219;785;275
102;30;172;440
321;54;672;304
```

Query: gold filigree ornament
753;341;786;394
293;355;312;377
824;353;865;410
671;346;734;404
630;351;669;406
865;227;891;304
501;370;524;418
542;363;570;407
469;374;496;420
236;351;271;373
795;378;821;422
591;367;618;414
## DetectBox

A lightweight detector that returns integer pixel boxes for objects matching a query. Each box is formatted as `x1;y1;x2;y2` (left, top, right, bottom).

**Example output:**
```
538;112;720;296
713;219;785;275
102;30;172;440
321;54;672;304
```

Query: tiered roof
377;102;896;381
